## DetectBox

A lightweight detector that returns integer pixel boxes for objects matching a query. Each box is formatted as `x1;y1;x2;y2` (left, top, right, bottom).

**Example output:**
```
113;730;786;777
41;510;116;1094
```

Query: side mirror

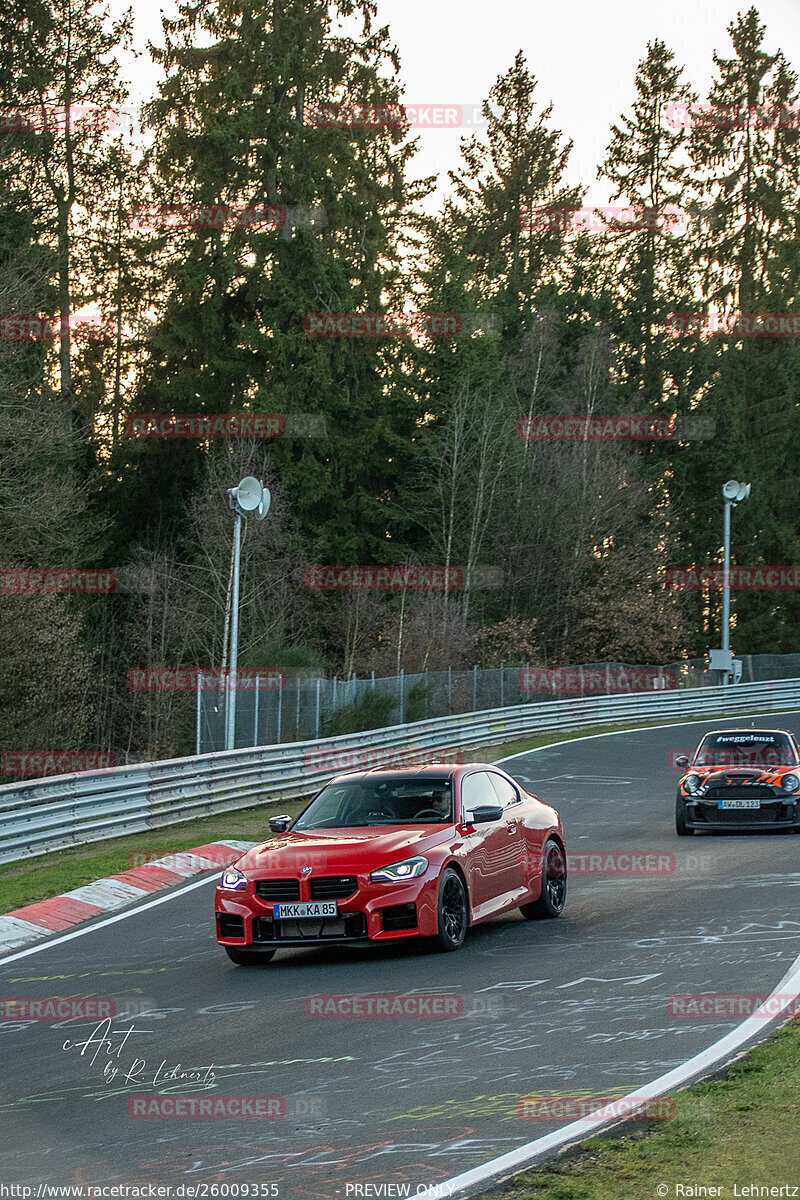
269;814;292;833
464;804;504;825
675;756;690;769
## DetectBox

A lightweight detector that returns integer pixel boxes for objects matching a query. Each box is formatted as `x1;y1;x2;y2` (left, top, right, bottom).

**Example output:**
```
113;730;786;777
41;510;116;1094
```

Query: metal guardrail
1;677;799;864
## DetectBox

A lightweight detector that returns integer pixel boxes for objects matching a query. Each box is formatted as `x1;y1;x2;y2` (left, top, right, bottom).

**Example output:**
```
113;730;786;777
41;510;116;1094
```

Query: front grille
310;875;358;900
380;903;417;932
695;803;790;825
255;879;301;901
704;786;776;801
216;913;245;939
254;912;367;941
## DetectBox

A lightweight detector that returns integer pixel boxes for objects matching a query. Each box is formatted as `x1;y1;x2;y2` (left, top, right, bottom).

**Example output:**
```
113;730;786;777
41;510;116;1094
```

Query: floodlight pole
225;508;242;750
223;476;270;751
718;480;750;687
721;495;732;662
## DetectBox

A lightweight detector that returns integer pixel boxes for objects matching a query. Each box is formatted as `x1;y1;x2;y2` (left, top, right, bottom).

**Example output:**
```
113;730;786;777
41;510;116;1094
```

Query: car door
461;771;525;912
484;772;527;897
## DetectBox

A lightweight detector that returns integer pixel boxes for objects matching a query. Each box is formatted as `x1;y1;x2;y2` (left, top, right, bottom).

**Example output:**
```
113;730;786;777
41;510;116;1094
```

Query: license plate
273;901;338;919
718;798;761;810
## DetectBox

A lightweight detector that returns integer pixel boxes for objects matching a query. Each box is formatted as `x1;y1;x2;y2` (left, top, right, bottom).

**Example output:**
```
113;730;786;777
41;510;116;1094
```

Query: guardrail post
315;678;321;738
399;668;405;723
254;674;260;746
276;678;282;743
473;664;477;710
500;662;504;707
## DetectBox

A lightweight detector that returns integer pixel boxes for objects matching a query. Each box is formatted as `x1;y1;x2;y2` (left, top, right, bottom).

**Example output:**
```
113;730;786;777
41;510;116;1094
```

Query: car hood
236;827;454;876
685;766;794;785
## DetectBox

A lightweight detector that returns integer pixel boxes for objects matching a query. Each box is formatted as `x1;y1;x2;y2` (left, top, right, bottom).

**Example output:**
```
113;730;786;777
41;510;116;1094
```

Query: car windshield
293;776;454;830
694;732;798;768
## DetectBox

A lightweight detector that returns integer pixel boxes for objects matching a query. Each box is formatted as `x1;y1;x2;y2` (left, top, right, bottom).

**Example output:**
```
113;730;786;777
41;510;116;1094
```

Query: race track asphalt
2;712;799;1197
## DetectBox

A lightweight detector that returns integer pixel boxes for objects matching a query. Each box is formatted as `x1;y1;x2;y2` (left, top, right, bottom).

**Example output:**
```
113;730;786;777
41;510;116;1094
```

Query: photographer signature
62;1018;216;1087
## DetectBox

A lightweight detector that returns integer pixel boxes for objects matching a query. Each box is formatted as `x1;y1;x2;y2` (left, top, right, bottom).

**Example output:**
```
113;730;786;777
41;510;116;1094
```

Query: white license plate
718;798;761;810
273;901;338;919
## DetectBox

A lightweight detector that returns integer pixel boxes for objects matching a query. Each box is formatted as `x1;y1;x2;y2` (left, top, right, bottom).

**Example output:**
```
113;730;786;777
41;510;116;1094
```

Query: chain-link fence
197;652;800;753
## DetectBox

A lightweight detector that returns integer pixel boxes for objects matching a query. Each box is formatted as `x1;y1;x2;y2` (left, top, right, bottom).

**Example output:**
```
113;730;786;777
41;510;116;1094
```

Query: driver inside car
413;787;451;820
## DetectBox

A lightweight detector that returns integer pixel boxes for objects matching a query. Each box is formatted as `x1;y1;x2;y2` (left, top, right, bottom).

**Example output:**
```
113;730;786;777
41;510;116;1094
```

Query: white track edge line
0;873;219;965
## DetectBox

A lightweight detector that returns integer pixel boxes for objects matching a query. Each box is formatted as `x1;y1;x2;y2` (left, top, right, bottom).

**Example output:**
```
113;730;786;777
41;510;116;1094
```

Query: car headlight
683;774;702;795
781;774;800;793
370;856;428;883
220;866;247;890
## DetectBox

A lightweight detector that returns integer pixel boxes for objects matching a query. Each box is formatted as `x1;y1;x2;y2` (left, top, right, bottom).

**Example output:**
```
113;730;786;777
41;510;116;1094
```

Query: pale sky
114;0;800;209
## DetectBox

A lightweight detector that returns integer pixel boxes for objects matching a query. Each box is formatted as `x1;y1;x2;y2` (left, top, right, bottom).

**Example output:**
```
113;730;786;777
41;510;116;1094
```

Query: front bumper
681;794;800;831
215;874;440;947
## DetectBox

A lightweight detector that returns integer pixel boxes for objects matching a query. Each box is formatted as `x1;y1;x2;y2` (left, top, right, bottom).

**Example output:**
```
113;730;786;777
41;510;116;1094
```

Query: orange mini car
675;728;800;835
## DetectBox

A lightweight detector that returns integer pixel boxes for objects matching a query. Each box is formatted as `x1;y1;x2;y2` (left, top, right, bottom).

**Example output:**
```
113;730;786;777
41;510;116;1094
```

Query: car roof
328;762;501;784
699;728;795;739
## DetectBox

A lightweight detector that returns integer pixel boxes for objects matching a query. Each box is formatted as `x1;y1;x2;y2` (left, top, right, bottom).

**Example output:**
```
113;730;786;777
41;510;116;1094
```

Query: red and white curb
0;840;255;955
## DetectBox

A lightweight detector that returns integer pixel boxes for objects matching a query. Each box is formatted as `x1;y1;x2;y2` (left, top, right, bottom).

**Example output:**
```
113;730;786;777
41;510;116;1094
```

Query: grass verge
0;706;792;914
479;1017;800;1198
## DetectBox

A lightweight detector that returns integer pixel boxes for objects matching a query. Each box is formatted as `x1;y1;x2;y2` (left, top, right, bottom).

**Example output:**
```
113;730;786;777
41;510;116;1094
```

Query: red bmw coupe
215;762;567;964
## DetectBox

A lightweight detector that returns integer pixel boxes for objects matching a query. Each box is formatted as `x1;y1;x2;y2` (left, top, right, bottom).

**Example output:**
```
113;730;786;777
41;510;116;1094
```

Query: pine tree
447;51;582;342
116;0;427;565
678;8;800;654
0;0;133;418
